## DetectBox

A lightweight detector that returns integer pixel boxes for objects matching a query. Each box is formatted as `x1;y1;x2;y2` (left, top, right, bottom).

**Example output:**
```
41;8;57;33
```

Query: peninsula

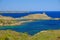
0;15;25;26
0;13;60;26
0;15;33;26
19;12;52;20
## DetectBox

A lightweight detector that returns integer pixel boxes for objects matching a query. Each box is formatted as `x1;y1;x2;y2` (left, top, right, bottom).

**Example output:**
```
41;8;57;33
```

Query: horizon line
0;11;60;13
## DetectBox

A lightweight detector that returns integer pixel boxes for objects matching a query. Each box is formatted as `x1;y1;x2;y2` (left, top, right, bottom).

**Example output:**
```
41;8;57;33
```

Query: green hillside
0;30;60;40
30;30;60;40
0;30;30;40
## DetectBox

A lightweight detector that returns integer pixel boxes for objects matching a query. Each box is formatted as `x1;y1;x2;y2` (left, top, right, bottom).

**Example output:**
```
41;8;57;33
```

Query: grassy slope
0;30;60;40
0;30;30;40
30;30;60;40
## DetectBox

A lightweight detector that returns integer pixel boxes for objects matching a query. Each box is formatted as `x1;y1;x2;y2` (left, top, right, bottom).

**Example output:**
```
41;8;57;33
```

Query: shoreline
0;20;33;26
0;19;60;26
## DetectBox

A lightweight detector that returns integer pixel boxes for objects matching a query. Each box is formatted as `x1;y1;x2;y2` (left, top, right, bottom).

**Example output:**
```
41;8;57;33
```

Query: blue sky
0;0;60;11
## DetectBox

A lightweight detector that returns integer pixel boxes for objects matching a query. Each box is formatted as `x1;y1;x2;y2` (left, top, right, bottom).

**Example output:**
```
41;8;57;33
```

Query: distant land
16;12;60;20
18;12;51;20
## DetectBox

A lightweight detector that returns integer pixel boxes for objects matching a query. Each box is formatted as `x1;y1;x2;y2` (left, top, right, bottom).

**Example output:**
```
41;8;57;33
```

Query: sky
0;0;60;11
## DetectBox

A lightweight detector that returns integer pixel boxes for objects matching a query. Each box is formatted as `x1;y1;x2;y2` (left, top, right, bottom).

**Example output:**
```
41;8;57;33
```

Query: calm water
0;20;60;35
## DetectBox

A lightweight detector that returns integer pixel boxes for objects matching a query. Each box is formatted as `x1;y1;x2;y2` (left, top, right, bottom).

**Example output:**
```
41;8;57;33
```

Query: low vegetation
0;30;30;40
30;30;60;40
0;19;20;26
0;30;60;40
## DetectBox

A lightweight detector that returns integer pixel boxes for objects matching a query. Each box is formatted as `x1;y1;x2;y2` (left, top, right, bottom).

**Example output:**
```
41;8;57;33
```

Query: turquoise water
0;20;60;35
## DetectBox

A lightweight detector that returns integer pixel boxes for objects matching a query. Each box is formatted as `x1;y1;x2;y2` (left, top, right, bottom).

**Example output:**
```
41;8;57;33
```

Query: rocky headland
0;13;60;26
19;12;52;20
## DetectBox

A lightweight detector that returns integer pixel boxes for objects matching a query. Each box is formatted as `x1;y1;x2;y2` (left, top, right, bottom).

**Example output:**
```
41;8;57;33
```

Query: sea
0;11;60;35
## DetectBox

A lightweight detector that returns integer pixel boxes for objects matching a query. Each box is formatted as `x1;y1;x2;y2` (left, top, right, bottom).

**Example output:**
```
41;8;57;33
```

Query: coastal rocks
54;18;60;20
